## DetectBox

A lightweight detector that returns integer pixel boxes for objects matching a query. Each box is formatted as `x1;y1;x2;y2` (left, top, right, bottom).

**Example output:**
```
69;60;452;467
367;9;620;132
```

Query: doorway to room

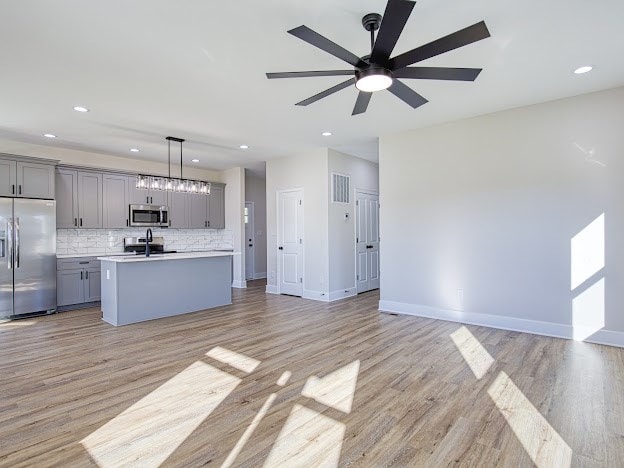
355;190;380;293
277;188;304;297
244;202;255;281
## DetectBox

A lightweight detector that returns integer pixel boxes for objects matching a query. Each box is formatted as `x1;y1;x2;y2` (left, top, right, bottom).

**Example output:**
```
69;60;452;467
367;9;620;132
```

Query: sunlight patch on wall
572;278;605;341
301;360;360;414
81;361;240;467
262;404;345;468
206;346;260;373
570;214;604;290
488;371;572;468
450;326;494;379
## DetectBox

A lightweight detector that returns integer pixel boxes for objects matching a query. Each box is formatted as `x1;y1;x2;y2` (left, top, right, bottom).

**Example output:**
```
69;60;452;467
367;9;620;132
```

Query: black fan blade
370;0;416;65
393;67;482;81
387;80;428;109
388;21;490;70
288;25;367;68
267;70;355;79
352;92;372;115
295;78;355;106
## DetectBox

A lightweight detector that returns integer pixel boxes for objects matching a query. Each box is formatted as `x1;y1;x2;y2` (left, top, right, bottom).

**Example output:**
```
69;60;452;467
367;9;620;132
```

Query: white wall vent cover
332;173;350;204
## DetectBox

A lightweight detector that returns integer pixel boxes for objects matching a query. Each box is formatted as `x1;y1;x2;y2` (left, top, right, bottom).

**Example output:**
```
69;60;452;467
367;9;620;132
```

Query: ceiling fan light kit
266;0;490;116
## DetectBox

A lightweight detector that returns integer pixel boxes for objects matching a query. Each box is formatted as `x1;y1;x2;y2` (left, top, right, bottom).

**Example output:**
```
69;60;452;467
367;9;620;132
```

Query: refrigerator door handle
15;217;19;268
7;218;13;269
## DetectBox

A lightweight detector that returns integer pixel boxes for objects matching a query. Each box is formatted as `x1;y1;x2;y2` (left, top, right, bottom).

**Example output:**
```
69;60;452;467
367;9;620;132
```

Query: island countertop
97;251;235;263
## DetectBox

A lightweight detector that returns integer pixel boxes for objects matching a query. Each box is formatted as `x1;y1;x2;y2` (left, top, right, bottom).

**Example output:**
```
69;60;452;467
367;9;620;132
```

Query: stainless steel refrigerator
0;198;56;319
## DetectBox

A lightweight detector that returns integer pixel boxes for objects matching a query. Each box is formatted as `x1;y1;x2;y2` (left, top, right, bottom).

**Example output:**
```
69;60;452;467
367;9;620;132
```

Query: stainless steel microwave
129;204;169;227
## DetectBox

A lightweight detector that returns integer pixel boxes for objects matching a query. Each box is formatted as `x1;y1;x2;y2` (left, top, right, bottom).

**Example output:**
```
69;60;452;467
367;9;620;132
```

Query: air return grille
332;173;350;204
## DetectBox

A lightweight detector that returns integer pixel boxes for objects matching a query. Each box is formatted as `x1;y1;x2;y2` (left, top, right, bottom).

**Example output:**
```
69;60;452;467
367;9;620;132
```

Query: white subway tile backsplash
57;228;233;255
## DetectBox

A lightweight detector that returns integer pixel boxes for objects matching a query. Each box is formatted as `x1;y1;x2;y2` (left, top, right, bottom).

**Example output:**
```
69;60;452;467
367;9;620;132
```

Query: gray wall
379;86;624;346
245;170;267;278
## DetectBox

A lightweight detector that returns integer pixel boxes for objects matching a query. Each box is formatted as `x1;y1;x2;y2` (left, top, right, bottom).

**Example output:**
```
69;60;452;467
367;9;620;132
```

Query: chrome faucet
145;228;153;257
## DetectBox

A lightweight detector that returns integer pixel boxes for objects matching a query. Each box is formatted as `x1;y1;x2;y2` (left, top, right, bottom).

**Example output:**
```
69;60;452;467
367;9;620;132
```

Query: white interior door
356;191;380;293
244;202;254;281
278;189;303;296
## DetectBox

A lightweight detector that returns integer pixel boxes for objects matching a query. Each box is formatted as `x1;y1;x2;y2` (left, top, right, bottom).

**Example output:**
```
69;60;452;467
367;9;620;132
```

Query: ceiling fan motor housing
362;13;382;32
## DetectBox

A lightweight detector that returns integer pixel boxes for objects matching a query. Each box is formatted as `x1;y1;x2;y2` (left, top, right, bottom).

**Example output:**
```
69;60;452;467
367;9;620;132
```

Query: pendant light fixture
136;137;211;195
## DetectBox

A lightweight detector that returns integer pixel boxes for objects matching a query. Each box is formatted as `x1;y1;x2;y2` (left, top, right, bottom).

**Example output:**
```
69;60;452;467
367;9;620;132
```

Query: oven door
129;205;169;227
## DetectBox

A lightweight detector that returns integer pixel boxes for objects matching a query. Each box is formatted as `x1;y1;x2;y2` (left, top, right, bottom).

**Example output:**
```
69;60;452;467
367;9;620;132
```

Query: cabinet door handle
74;218;77;227
80;218;83;227
207;220;210;227
81;271;83;280
18;185;22;195
11;185;14;195
205;220;207;228
85;271;89;280
126;219;129;227
278;246;283;250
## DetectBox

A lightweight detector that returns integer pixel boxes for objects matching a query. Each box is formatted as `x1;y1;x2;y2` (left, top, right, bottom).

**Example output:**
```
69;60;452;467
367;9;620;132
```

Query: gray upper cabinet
168;191;189;228
16;162;55;199
0;159;17;197
77;172;103;228
0;157;55;199
208;184;225;229
56;169;79;228
103;174;129;228
189;194;208;229
128;177;167;206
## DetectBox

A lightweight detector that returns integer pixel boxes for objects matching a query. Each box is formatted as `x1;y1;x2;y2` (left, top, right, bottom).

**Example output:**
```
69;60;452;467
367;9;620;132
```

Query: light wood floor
1;280;623;467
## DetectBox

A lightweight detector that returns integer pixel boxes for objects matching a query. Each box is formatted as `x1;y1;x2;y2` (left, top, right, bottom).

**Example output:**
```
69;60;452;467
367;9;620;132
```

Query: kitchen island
98;252;233;326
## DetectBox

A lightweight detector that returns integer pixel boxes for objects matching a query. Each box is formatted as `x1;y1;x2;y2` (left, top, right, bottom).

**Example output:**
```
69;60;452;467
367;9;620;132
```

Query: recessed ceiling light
322;131;332;136
73;106;89;112
43;133;56;138
239;145;249;149
574;66;593;74
191;158;200;163
130;148;140;152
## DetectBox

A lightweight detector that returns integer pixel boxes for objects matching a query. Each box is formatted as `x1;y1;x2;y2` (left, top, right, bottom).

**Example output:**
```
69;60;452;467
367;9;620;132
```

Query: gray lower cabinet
103;174;129;228
57;258;101;307
0;157;55;199
56;169;79;228
208;184;225;229
0;159;17;197
77;171;103;228
168;191;189;228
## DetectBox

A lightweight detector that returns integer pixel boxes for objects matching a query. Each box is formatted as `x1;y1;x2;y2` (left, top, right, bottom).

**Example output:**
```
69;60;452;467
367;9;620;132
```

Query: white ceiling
1;0;623;171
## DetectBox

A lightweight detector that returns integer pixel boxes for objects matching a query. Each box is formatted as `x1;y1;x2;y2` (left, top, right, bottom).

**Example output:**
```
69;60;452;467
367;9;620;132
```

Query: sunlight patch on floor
82;361;240;467
222;393;277;468
301;360;360;414
487;371;572;468
450;326;494;379
277;370;292;386
262;404;346;468
206;346;261;373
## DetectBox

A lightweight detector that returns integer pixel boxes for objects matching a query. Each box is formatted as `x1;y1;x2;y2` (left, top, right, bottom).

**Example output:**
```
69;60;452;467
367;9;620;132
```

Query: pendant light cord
180;141;183;179
168;139;171;178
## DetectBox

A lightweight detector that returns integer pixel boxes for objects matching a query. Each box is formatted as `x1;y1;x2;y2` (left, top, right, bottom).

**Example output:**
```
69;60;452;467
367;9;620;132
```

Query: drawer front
57;257;100;271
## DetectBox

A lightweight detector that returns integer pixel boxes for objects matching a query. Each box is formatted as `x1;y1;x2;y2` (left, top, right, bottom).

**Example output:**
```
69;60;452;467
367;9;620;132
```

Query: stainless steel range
123;236;177;255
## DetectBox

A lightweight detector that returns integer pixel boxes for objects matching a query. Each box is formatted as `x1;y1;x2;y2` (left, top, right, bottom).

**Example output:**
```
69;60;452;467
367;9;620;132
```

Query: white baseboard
329;287;357;302
265;284;279;295
254;272;267;280
303;289;329;302
231;280;247;289
378;300;624;349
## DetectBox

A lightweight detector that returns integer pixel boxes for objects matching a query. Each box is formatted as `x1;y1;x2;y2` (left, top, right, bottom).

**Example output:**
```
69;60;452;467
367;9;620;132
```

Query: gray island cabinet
98;252;233;326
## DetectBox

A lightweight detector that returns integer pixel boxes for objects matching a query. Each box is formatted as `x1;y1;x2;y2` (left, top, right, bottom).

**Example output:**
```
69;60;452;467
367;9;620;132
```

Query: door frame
276;188;304;296
354;189;379;293
244;201;255;281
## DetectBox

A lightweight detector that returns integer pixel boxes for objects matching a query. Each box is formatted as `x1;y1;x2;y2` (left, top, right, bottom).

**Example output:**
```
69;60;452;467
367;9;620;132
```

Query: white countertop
98;251;235;263
57;252;136;259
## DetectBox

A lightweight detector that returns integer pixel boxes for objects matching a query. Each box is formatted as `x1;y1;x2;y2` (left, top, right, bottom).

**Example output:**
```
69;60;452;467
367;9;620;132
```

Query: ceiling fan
266;0;490;115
